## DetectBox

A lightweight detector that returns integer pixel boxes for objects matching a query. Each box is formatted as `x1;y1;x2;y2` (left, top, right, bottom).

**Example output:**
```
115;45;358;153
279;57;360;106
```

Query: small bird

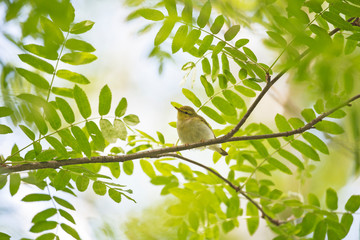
175;105;228;156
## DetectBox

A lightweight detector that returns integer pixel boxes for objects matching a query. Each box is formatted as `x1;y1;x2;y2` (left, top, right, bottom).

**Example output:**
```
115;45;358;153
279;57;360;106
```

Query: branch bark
1;94;359;174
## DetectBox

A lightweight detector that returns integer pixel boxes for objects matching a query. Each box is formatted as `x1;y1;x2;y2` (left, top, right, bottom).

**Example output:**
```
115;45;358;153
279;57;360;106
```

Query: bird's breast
177;118;214;144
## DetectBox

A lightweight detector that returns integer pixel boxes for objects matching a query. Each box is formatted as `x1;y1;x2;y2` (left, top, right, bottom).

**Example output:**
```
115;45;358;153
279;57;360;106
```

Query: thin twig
160;153;282;225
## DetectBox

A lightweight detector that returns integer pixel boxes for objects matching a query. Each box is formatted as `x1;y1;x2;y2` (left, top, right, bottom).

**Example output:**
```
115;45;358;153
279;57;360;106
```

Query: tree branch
1;94;359;174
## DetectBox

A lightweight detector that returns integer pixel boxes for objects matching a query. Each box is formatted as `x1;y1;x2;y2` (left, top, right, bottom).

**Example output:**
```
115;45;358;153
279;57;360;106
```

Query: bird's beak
174;106;181;112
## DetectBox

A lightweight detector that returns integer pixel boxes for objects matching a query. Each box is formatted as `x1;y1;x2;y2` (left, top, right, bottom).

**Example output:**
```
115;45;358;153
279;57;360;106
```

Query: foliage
1;0;360;239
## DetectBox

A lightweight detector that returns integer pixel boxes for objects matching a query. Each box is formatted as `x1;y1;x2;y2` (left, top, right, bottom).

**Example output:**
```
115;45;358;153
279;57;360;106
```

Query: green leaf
0;124;12;134
157;131;165;144
224;25;240;41
210;15;225;34
308;193;320;207
46;136;68;157
197;0;211;28
326;188;338;211
243;79;261;91
183;29;201;52
314;220;327;240
154;19;175;46
347;33;360;41
235;38;249;48
0;175;7;189
278;149;304;169
341;213;353;237
43;102;61;130
275;114;292;132
52;87;73;98
40;16;64;44
250;140;268;157
70;20;95;34
52;169;71;190
55;97;75;124
100;119;117;143
123;114;140;126
61;223;80;240
201;106;225;124
115;97;127;117
234;85;256;97
30;221;57;233
181;0;192;23
32;208;57;223
291;140;320;161
16;68;49;89
30;107;48;135
93;181;107;195
212;41;226;56
301;108;316;122
59;209;75;224
18;54;54;74
333;2;360;17
54;196;75;210
315;120;344;134
328;109;346;119
223;90;245;109
23;44;58;60
58;129;81;152
19;125;35;140
109;188;122;203
212;97;236;116
164;0;177;16
267;31;287;46
140;160;156;178
123;161;134;175
172;25;188;53
188;211;199;231
201;58;211;75
303;132;329;154
268;158;292;174
73;85;91;119
198;35;213;55
87;121;106;151
200;75;214;97
182;88;201;107
246;202;259;235
137;9;164;21
298;213;317;236
0;107;13;118
9;173;21;196
71;126;91;158
243;47;257;62
65;38;95;52
36;233;57;240
98;85;112;116
322;11;353;30
114;119;127;140
22;194;51;202
0;232;10;240
56;69;90;84
345;195;360;213
76;175;89;192
61;52;97;65
225;47;247;61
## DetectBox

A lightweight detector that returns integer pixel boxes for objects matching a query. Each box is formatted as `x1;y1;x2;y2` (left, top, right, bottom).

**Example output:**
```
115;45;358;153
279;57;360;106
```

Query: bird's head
175;106;197;121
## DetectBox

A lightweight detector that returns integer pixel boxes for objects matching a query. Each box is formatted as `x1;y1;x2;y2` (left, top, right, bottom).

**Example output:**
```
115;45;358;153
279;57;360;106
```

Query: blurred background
0;0;359;239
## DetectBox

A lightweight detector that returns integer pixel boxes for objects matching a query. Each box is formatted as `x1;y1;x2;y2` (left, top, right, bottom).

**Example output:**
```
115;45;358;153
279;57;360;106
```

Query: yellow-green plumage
175;106;228;156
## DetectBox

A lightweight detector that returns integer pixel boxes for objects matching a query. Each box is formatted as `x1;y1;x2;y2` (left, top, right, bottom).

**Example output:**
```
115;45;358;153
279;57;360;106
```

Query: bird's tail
209;145;228;156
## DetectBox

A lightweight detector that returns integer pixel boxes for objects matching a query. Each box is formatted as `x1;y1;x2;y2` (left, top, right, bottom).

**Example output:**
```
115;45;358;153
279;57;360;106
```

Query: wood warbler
175;106;228;156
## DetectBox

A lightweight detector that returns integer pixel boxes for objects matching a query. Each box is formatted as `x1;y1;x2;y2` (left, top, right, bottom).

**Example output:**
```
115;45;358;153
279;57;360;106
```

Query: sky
0;0;359;239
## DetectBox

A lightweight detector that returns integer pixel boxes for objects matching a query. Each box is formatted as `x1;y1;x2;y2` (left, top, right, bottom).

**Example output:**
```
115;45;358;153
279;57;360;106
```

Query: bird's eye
184;111;191;115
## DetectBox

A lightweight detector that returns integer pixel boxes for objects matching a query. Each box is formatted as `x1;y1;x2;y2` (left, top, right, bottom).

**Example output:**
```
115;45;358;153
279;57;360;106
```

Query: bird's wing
198;115;216;137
